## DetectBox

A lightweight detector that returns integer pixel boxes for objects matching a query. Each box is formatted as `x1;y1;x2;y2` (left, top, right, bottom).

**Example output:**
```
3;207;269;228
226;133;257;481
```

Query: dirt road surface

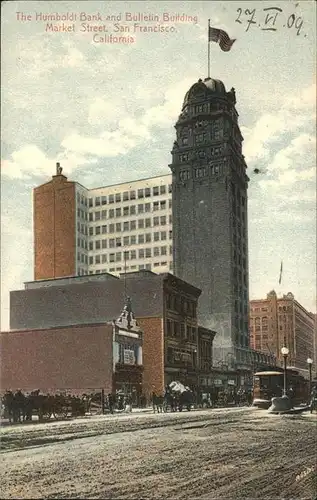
1;407;316;499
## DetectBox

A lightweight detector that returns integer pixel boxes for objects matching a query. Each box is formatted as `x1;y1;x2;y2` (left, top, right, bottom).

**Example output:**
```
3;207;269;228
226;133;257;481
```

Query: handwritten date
235;7;304;35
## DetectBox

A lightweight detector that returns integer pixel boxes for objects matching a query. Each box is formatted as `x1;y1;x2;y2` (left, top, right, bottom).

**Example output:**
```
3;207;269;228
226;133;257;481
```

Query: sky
1;0;316;330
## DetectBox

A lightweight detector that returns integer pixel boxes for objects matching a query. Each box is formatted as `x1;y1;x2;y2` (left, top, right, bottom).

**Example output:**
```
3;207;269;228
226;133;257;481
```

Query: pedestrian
108;393;114;414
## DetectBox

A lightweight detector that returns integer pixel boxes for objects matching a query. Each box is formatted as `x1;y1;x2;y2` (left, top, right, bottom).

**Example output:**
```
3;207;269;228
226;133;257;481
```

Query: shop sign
124;349;135;365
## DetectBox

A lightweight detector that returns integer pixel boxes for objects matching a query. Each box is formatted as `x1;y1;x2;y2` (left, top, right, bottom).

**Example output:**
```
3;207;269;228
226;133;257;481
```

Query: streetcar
252;370;309;409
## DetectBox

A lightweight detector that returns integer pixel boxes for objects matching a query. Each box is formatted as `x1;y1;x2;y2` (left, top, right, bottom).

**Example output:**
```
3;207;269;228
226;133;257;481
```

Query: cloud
1;215;32;331
241;83;316;164
1;145;98;180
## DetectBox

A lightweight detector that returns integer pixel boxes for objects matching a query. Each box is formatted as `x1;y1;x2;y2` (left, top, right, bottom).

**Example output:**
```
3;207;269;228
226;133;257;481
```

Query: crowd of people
1;386;255;424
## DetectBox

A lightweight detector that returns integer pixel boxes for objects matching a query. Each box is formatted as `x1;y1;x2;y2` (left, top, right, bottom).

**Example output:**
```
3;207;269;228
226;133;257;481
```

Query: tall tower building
169;77;250;365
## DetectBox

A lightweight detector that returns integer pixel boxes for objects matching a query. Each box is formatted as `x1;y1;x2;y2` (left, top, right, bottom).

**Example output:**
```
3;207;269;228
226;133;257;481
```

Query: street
1;407;316;499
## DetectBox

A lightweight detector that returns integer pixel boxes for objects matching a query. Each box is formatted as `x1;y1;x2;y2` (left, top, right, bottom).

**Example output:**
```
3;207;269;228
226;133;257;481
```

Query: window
89;213;93;222
89;227;93;236
89;256;93;265
195;167;206;178
161;246;167;255
102;254;107;263
180;154;189;163
95;197;101;206
145;233;151;243
138;189;144;199
145;188;151;197
154;247;160;256
109;224;115;233
138;204;144;214
89;198;93;207
123;191;129;201
153;186;159;196
116;238;121;247
89;241;93;250
101;196;107;205
116;252;121;262
161;231;166;240
145;264;151;270
153;201;159;211
195;133;206;144
160;200;166;210
109;253;115;263
123;236;129;245
130;205;136;215
138;234;145;244
95;212;101;221
130;250;136;260
116;223;121;232
109;239;115;248
139;249;144;258
145;248;151;258
169;231;172;239
102;225;107;234
102;239;107;249
101;210;107;219
130;235;136;245
154;217;159;226
130;220;136;230
123;221;129;231
115;193;121;202
154;232;159;242
160;185;166;195
138;219;144;229
96;240;101;250
116;208;121;217
145;203;151;212
168;184;172;193
130;190;136;200
160;216;166;225
180;170;190;181
123;207;129;216
108;194;114;204
109;209;114;218
145;218;151;228
95;255;100;264
96;226;101;235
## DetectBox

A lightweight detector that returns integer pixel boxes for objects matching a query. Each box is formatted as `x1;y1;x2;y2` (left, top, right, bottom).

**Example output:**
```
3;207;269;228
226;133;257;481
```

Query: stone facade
170;78;249;365
112;297;144;401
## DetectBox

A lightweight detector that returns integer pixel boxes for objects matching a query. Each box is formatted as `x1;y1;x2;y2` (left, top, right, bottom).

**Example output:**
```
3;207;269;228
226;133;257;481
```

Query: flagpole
207;19;210;78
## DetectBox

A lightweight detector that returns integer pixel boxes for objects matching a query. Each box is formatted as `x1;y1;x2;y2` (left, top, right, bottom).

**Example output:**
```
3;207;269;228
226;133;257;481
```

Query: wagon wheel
53;406;69;419
42;410;52;420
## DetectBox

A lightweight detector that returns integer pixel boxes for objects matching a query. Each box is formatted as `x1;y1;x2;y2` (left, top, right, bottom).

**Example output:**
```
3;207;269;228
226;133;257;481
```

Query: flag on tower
208;27;236;52
279;261;283;285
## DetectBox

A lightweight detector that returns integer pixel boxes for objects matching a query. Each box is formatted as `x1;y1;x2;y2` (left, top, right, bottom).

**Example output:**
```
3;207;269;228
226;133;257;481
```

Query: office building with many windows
33;164;173;280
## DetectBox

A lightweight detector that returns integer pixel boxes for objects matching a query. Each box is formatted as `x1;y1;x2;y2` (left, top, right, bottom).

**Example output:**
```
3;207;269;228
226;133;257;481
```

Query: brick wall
34;174;76;280
0;323;113;393
137;316;164;399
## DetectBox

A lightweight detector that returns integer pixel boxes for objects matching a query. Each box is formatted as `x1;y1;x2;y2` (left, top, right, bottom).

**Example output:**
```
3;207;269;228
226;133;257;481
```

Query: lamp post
281;346;289;397
307;357;313;399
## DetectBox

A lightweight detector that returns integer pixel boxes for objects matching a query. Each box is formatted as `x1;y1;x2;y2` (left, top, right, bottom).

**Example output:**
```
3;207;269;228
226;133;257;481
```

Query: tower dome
182;77;227;108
